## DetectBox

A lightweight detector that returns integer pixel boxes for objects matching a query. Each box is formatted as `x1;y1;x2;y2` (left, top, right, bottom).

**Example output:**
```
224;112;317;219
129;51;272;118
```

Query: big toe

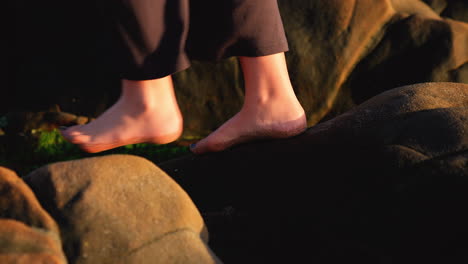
60;129;91;144
190;137;231;155
60;125;85;137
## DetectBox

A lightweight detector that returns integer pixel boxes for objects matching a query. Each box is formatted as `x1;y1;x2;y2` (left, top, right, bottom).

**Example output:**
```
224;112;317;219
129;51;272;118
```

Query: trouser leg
99;0;288;80
187;0;289;61
99;0;191;80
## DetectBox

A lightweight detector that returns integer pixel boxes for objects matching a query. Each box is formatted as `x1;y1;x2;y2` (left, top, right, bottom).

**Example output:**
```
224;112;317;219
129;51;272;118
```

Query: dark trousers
98;0;289;80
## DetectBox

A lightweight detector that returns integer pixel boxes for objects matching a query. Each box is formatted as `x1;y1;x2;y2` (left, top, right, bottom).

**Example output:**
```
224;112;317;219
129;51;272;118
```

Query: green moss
34;129;80;159
0;116;7;128
2;129;190;176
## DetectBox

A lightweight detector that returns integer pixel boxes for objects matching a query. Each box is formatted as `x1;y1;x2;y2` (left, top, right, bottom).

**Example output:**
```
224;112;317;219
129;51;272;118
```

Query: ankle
120;77;177;111
244;81;296;104
239;53;300;107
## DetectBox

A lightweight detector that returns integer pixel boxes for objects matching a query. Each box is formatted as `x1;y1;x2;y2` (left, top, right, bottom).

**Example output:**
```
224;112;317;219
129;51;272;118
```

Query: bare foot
190;100;306;154
61;77;183;153
190;53;307;154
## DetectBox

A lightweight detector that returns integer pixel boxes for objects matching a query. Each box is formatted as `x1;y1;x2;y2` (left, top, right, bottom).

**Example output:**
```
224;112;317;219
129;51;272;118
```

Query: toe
189;141;203;155
69;134;92;144
190;139;211;155
59;128;72;141
63;125;86;136
190;138;227;155
60;128;91;144
59;125;89;142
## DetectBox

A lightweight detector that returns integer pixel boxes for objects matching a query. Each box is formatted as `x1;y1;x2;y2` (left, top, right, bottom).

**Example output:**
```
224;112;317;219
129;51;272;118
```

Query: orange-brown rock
0;167;59;237
24;155;221;264
3;111;90;135
423;0;468;22
0;167;66;264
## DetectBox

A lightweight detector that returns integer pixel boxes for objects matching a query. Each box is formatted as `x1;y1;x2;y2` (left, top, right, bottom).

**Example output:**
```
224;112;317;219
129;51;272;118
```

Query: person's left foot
190;96;306;154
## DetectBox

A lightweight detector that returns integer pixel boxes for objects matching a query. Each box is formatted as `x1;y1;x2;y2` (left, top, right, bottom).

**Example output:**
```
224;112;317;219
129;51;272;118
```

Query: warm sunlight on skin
61;77;183;153
191;53;307;154
61;53;306;154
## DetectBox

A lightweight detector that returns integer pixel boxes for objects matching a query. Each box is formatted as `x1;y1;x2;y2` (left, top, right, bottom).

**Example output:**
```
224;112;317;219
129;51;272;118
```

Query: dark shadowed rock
24;155;221;264
0;220;66;264
160;82;468;264
3;111;90;136
424;0;468;22
343;8;468;106
393;0;442;19
0;167;66;264
442;0;468;22
423;0;449;14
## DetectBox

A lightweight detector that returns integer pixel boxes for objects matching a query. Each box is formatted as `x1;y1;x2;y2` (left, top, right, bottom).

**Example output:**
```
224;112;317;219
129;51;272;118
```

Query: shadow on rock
160;82;468;264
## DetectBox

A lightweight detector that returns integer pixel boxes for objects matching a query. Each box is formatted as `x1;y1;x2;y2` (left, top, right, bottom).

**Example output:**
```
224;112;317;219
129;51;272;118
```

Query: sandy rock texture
0;167;67;264
423;0;468;22
24;155;221;264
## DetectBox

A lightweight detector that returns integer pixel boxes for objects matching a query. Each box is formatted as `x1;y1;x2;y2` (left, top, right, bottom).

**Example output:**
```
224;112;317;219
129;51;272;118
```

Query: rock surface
423;0;468;22
160;82;468;263
0;167;67;264
3;111;90;136
343;3;468;108
24;155;221;264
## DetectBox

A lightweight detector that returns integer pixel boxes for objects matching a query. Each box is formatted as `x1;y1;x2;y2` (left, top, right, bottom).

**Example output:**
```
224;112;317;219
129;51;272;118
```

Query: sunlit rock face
423;0;468;22
0;167;67;264
23;155;221;264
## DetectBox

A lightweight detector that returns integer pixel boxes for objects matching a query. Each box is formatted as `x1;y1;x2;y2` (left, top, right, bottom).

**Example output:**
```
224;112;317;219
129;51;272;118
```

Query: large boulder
280;0;468;123
423;0;468;22
7;0;468;139
24;155;221;264
343;1;468;108
0;167;67;264
159;82;468;263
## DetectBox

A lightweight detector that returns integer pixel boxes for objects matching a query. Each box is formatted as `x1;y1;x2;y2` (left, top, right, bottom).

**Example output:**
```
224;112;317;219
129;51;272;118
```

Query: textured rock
392;0;442;19
343;7;468;107
442;0;468;22
285;0;468;122
423;0;468;22
3;111;90;135
24;155;221;264
0;167;66;264
0;220;65;264
160;82;468;264
302;82;467;157
127;229;222;264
